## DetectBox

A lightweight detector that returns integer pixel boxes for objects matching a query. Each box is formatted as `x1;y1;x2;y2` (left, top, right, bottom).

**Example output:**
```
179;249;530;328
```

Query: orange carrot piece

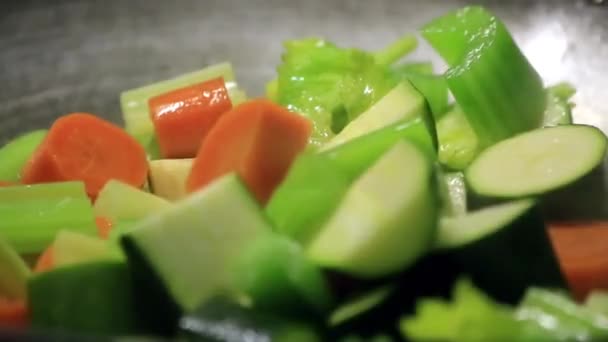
95;216;114;239
0;181;14;187
34;246;54;273
149;78;232;158
186;99;312;204
548;221;608;301
21;113;148;199
0;298;28;328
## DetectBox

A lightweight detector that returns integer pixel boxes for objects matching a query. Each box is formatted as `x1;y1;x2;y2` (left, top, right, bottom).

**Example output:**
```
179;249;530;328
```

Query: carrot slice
0;298;28;328
548;222;608;301
34;246;54;273
186;99;312;204
0;181;13;186
21;113;148;199
149;77;232;158
95;217;114;239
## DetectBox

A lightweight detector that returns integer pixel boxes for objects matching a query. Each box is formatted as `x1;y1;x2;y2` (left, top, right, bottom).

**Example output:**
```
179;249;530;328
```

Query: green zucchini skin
28;261;146;337
121;237;182;337
438;203;566;304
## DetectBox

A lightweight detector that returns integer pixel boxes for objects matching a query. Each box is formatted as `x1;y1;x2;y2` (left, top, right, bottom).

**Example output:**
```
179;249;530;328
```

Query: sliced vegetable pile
0;5;607;341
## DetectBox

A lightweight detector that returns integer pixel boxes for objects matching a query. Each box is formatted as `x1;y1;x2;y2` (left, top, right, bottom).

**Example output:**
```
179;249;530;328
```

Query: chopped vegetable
231;233;334;316
148;159;193;201
329;285;394;327
0;182;97;254
373;35;418;66
187;99;312;204
148;77;232;158
517;288;608;340
94;180;170;221
321;81;429;151
29;261;143;336
307;141;437;278
544;81;576;127
391;62;449;118
422;6;546;147
438;171;467;216
0;130;47;182
0;237;30;299
436;105;480;170
22;113;149;199
436;199;566;303
548;222;608;301
52;230;119;268
267;116;436;243
121;174;271;331
466;125;607;198
274;38;401;145
401;279;555;342
120;62;243;153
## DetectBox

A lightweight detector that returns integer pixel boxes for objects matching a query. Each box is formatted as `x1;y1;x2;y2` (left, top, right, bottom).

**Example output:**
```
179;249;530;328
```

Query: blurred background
0;0;607;142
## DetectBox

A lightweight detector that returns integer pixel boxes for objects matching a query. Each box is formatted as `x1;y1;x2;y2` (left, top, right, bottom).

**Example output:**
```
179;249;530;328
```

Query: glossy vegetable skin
148;77;232;158
423;6;546;147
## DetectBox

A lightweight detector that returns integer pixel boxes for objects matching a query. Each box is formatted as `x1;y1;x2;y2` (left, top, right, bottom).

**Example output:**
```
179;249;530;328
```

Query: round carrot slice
548;222;608;301
22;113;148;199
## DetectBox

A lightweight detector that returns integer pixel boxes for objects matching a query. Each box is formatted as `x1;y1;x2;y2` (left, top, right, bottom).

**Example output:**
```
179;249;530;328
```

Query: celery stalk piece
0;130;47;182
373;34;418;66
275;38;399;146
0;181;86;201
94;180;171;221
321;81;430;151
120;62;238;149
422;6;546;147
0;199;96;254
437;106;480;170
392;62;449;119
0;237;30;299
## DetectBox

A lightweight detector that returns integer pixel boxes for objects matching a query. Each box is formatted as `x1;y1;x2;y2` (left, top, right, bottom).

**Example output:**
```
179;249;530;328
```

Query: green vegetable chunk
275;38;401;145
121;174;271;333
392;62;449;119
266;117;435;244
436;199;566;303
422;6;546;147
231;233;334;316
436;106;480;170
29;261;143;336
0;237;30;299
94;179;171;221
401;279;557;342
517;288;608;341
308;141;437;278
321;81;431;151
0;129;47;182
0;182;97;254
52;230;121;268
